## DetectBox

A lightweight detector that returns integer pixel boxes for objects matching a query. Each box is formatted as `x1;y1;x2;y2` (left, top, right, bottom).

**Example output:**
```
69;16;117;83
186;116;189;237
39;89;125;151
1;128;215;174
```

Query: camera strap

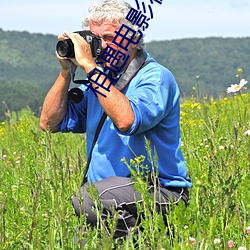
81;50;150;186
81;111;107;185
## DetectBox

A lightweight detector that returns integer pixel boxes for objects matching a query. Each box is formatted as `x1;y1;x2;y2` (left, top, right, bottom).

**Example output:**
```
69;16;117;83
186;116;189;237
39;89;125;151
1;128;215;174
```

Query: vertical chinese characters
86;0;162;97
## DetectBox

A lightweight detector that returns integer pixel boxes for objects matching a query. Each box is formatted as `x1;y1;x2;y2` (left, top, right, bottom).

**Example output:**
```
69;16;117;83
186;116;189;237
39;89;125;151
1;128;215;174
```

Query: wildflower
228;240;235;248
218;145;224;150
189;237;196;246
227;79;248;93
237;67;243;73
130;159;135;165
196;180;202;185
238;247;246;250
214;238;221;244
246;226;250;235
42;213;48;221
244;130;250;136
135;157;141;164
20;207;25;214
191;103;201;109
12;185;18;192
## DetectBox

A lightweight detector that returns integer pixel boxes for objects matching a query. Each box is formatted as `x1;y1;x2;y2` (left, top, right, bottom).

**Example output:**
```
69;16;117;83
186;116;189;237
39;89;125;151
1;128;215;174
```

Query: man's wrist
60;68;71;81
87;66;103;79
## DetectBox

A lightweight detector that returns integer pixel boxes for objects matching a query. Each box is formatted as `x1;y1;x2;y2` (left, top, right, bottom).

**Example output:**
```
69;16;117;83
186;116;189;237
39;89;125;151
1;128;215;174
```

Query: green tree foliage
145;37;250;98
0;79;46;121
0;28;60;90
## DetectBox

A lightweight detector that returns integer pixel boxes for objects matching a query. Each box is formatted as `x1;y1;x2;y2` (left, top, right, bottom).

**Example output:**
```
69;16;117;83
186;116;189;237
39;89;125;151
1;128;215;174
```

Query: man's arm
40;68;71;132
64;31;135;132
89;74;135;132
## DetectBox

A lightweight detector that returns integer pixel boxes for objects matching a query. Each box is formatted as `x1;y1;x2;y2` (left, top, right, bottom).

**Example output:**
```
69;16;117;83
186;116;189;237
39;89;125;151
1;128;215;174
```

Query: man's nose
101;38;108;49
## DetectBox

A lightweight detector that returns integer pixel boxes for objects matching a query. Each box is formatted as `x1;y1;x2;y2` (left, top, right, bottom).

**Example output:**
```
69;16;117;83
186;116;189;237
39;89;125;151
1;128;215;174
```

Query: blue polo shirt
57;53;192;188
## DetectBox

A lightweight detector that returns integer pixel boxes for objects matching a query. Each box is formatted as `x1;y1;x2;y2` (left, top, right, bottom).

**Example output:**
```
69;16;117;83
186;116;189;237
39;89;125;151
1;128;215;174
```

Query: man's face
89;19;137;73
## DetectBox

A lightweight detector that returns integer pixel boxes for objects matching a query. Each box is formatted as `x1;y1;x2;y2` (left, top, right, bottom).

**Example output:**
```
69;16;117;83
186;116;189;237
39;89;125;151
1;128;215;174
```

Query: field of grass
0;91;249;249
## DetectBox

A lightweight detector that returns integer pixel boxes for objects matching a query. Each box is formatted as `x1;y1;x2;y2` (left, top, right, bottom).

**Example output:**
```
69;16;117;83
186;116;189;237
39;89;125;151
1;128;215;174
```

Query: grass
0;92;249;249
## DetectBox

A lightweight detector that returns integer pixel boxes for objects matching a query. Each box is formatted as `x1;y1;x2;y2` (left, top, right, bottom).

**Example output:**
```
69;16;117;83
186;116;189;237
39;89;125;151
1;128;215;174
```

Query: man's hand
56;33;78;71
62;31;96;73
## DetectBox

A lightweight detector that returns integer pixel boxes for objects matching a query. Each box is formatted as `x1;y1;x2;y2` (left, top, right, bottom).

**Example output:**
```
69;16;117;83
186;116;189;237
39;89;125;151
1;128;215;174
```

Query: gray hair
82;0;145;49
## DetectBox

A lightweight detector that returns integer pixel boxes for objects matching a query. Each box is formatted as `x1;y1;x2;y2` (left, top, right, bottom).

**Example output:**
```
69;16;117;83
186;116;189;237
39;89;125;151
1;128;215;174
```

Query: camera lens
68;88;84;103
56;39;75;58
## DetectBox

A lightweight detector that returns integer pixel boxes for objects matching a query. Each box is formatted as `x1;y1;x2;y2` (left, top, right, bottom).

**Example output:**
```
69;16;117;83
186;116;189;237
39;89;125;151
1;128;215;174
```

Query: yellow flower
135;157;141;164
237;67;243;73
130;159;135;165
191;103;201;109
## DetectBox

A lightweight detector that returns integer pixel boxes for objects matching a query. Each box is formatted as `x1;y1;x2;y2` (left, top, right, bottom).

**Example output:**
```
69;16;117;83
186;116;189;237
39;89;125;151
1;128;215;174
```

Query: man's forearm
40;70;71;132
90;74;135;132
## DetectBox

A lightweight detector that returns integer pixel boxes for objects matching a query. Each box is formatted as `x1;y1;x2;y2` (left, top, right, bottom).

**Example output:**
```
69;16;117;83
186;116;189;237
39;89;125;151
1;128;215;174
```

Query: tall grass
0;93;249;249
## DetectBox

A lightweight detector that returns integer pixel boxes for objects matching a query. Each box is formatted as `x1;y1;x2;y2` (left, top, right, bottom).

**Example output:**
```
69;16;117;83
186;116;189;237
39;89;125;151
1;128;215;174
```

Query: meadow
0;89;249;249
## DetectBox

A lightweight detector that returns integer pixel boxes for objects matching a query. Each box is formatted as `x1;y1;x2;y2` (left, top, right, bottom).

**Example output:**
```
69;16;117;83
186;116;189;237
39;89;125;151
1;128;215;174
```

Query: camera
56;30;102;58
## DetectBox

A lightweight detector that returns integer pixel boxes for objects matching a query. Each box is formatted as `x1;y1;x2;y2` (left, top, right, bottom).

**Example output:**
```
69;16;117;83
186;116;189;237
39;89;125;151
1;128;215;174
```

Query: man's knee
72;187;97;225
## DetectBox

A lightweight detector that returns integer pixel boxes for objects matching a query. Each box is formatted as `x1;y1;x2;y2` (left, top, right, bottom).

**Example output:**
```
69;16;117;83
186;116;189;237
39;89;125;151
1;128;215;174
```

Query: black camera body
56;30;102;58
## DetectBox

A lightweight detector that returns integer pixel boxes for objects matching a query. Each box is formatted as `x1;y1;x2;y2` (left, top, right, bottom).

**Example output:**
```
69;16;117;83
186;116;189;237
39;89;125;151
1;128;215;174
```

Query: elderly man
40;0;192;242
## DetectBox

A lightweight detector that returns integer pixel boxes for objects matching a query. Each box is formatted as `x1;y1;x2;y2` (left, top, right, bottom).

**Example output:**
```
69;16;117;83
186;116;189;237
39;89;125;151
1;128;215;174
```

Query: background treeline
0;28;249;121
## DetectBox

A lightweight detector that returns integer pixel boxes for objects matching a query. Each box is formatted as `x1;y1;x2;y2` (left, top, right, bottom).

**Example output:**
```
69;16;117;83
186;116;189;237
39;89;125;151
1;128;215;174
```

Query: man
40;0;192;242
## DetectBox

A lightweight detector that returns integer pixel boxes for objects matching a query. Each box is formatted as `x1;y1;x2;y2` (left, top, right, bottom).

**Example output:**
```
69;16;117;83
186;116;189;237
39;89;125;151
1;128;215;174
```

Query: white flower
214;238;221;244
244;130;250;136
20;207;25;214
238;247;246;250
227;79;248;93
189;237;196;245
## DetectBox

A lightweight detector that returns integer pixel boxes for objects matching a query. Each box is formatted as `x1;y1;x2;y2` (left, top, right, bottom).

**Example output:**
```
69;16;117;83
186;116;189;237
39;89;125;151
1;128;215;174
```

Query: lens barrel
56;39;75;58
55;31;102;59
68;88;84;103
